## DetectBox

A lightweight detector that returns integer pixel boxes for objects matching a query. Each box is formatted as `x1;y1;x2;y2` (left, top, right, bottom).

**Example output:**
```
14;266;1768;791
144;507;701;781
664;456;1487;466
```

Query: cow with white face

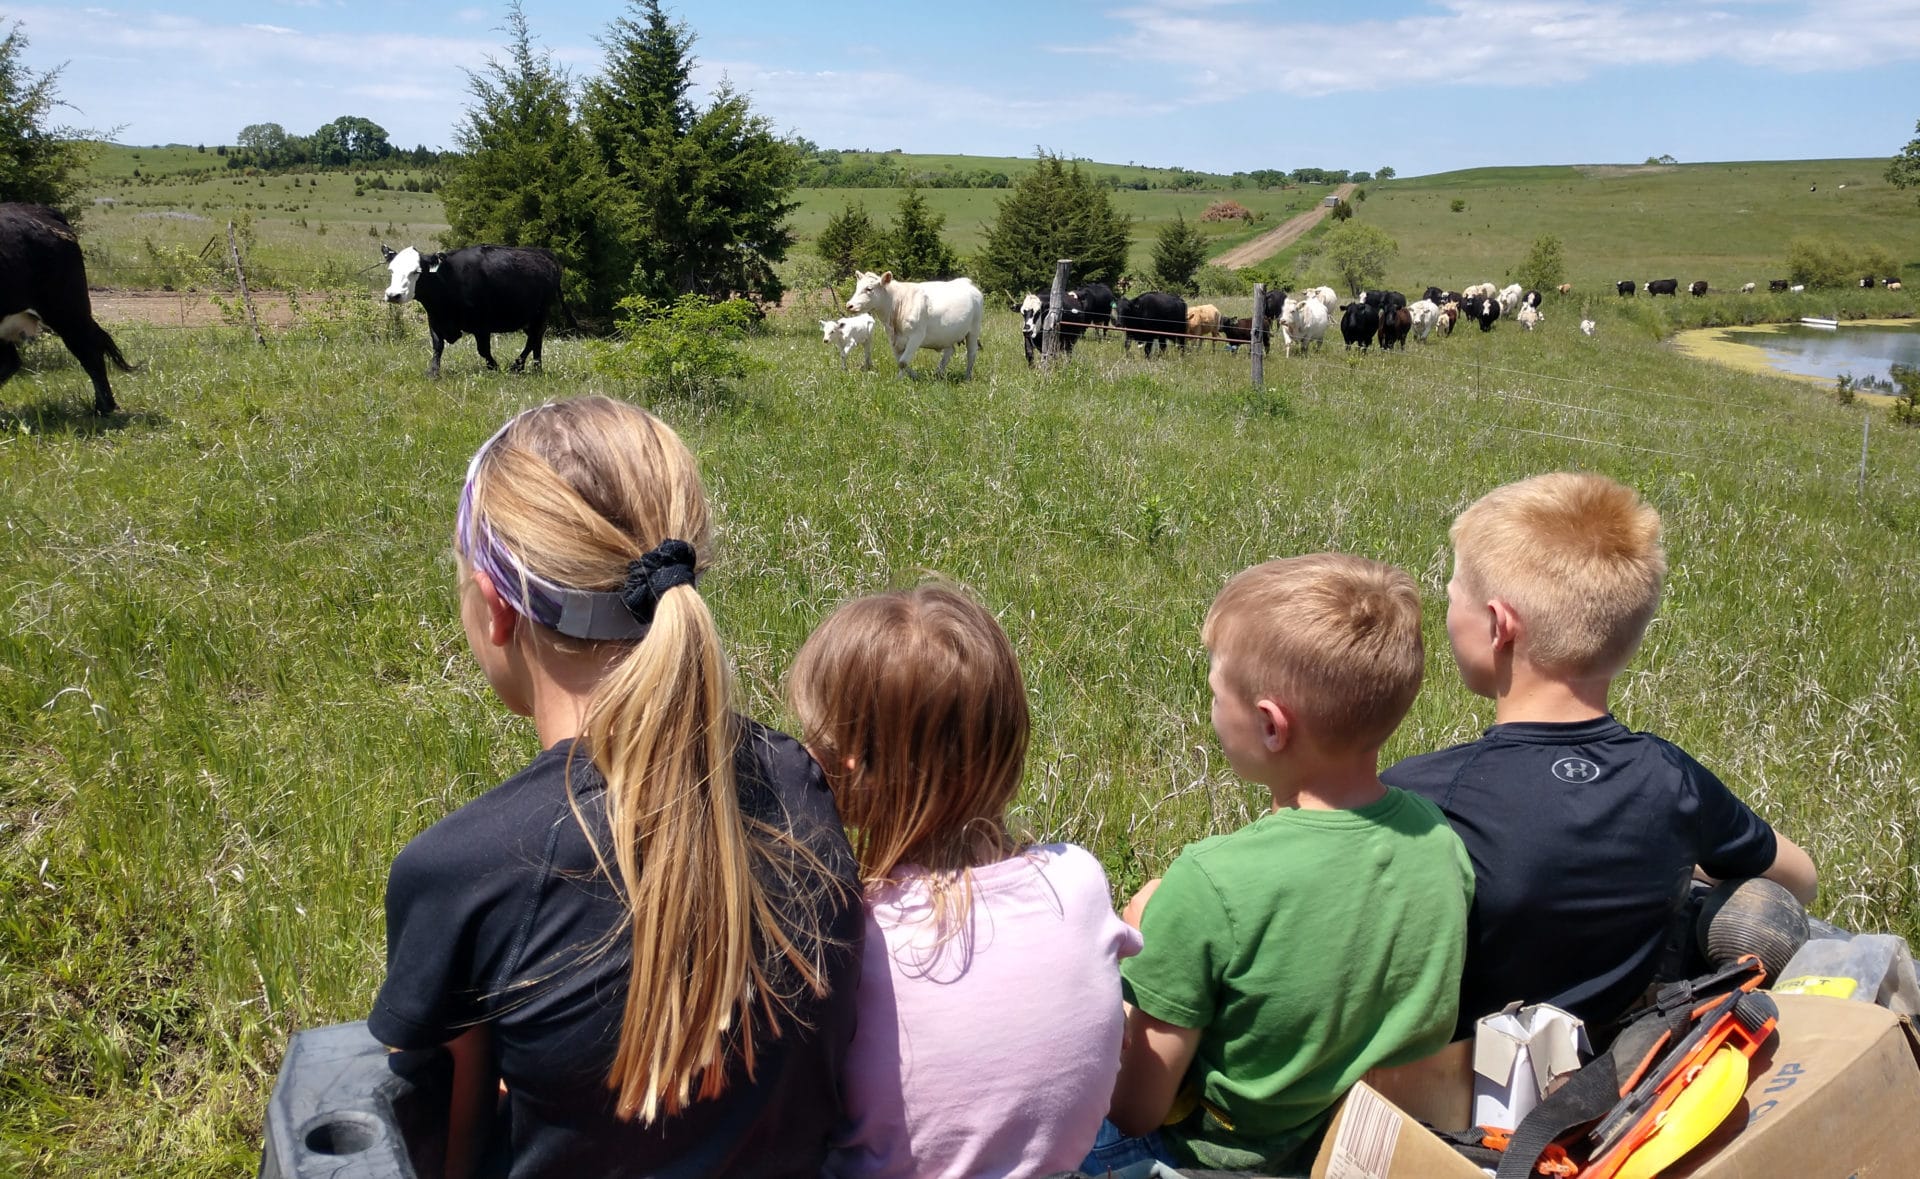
846;270;984;379
379;243;561;377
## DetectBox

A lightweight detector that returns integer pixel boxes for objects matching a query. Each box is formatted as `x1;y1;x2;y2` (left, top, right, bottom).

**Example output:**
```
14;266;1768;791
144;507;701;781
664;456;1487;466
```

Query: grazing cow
1496;284;1524;318
1557;283;1573;296
1790;284;1806;293
1408;299;1442;342
1522;289;1542;310
1768;279;1791;292
1645;278;1679;296
1617;280;1636;297
0;203;133;414
848;270;984;378
1114;292;1188;357
1860;276;1878;289
1888;280;1905;291
1186;303;1223;347
382;244;561;377
1580;319;1597;337
1741;282;1757;294
1689;280;1710;297
820;313;875;371
1339;301;1381;350
1516;304;1541;331
1279;296;1330;356
1020;291;1093;365
1461;295;1500;332
1377;305;1413;349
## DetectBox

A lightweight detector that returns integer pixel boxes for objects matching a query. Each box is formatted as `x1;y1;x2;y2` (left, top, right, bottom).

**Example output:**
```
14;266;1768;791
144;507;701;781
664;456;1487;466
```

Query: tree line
229;119;446;171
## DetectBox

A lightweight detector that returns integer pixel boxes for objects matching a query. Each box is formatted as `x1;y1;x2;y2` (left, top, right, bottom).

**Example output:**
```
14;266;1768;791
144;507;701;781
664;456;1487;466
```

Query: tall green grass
1;289;1916;1171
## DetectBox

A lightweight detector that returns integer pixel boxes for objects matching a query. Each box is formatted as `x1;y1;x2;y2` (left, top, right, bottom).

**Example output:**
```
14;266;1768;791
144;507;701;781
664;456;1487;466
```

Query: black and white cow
1689;280;1710;297
1617;280;1636;297
1020;291;1094;365
1522;289;1543;309
1769;279;1791;292
1645;278;1680;297
0;203;133;414
381;244;562;377
1460;295;1501;332
1115;292;1188;357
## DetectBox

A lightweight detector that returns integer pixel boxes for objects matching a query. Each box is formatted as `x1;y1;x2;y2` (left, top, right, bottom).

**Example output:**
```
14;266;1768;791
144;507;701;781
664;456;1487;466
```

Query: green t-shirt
1122;787;1472;1171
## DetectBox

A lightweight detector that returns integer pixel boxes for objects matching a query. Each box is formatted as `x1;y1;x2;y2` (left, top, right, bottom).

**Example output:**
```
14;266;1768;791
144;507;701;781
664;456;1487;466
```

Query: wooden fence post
1251;282;1265;389
1044;259;1071;364
227;220;264;347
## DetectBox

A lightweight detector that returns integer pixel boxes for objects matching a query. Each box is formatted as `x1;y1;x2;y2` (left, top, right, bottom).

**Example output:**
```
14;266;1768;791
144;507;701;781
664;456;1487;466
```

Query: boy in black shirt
1383;472;1817;1039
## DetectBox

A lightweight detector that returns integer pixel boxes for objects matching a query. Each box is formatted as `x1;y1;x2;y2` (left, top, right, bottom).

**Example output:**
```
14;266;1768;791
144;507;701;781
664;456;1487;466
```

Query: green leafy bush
592;293;760;399
1449;198;1467;213
1514;234;1567;293
1785;237;1900;289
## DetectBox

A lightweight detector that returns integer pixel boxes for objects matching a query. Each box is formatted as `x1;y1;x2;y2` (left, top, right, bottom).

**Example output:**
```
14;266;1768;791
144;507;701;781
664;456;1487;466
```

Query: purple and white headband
456;406;696;642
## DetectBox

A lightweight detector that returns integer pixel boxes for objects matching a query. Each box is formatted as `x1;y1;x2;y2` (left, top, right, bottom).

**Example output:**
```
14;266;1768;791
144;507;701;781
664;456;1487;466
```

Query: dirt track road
89;290;300;329
1211;183;1356;270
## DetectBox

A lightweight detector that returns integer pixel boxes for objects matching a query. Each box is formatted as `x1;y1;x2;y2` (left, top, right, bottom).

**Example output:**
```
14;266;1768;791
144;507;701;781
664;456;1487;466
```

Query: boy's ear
1487;598;1522;652
1255;697;1291;753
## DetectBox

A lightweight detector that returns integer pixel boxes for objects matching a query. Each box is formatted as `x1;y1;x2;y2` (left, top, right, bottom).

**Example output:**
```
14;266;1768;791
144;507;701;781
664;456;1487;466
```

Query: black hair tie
620;538;698;625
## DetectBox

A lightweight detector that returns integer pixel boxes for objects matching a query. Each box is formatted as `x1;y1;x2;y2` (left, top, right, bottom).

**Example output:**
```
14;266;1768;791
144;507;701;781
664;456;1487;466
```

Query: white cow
1279;296;1329;356
1407;299;1441;342
847;270;984;379
1516;304;1542;331
1580;319;1597;336
820;313;875;371
1463;282;1498;301
1497;283;1524;318
1308;285;1340;315
0;308;43;345
1741;282;1757;294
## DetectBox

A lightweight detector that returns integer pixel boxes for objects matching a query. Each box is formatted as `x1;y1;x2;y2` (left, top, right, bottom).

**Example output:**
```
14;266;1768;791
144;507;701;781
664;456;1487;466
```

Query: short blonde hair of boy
1202;553;1425;755
1450;472;1666;676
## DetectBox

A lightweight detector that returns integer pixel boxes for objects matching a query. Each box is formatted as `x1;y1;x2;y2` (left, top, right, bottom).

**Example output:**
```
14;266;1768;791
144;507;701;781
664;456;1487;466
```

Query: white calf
1408;299;1441;342
820;313;876;371
1516;304;1541;331
847;270;984;379
0;308;43;345
1580;319;1597;336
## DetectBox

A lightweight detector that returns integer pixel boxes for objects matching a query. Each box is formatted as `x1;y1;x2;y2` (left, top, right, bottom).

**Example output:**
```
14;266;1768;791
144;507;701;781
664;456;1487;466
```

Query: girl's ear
472;570;518;647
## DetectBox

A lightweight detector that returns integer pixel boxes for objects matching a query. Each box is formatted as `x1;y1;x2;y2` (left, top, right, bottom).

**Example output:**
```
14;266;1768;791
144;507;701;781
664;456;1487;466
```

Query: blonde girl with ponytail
790;584;1141;1179
370;397;862;1179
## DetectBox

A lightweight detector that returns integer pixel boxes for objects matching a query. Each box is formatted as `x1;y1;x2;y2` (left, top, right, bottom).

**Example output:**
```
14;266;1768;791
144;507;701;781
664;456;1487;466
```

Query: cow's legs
963;332;977;379
71;342;118;415
0;341;18;386
511;321;545;372
861;337;872;372
428;331;446;378
475;333;499;370
934;345;954;377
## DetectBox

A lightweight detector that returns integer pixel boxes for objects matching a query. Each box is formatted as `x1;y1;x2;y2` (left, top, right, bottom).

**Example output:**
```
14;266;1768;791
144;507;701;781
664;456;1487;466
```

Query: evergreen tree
0;18;98;216
1151;212;1209;294
975;153;1131;297
816;200;877;280
441;1;630;318
877;184;958;280
583;0;797;303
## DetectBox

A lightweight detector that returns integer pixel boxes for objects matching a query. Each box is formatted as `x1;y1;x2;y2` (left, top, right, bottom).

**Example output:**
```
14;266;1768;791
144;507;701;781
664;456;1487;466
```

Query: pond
1678;320;1920;391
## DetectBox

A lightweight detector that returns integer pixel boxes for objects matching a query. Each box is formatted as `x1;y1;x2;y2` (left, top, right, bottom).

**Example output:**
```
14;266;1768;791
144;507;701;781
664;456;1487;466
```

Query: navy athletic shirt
370;719;862;1179
1382;715;1776;1039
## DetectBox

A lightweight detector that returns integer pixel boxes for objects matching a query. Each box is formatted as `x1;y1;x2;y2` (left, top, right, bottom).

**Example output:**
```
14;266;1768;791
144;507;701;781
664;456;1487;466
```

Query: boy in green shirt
1089;554;1473;1175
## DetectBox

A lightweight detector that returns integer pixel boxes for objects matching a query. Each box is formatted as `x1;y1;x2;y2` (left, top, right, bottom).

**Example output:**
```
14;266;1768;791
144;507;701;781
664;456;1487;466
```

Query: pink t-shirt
825;843;1142;1179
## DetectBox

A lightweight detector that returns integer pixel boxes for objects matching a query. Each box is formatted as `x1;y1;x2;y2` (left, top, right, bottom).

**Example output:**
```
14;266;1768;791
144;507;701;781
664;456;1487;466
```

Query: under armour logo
1552;757;1602;783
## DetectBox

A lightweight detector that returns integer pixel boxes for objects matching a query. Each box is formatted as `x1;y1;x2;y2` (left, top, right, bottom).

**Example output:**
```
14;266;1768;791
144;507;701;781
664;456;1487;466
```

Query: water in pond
1719;322;1920;388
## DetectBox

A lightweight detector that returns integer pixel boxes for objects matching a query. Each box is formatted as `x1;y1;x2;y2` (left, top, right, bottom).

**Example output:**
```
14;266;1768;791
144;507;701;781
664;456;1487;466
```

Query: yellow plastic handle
1612;1046;1750;1179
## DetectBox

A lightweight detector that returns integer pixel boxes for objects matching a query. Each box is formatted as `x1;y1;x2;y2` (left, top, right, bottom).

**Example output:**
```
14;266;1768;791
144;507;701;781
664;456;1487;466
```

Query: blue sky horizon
15;1;1920;179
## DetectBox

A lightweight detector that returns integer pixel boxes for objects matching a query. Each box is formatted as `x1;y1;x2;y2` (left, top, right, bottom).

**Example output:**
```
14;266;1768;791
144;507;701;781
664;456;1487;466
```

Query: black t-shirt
1381;716;1776;1037
369;719;862;1179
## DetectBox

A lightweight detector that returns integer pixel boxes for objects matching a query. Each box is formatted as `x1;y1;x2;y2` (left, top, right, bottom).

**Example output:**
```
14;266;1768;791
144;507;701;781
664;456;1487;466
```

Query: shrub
592;293;760;399
1514;234;1567;293
1193;265;1251;296
1449;198;1466;214
1785;237;1900;289
1201;200;1252;222
1891;364;1920;428
1328;199;1354;222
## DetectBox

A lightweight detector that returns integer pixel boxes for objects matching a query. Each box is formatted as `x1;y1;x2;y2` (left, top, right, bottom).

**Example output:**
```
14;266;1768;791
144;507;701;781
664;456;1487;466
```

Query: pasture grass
2;288;1918;1172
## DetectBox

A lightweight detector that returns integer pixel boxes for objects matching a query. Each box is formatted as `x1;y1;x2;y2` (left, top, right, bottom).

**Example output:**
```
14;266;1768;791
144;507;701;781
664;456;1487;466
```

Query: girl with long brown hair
789;584;1139;1179
370;397;862;1178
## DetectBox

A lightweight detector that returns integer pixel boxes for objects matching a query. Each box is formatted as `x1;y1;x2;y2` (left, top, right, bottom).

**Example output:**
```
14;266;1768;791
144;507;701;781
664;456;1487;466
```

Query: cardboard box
1471;1002;1589;1131
1310;993;1920;1179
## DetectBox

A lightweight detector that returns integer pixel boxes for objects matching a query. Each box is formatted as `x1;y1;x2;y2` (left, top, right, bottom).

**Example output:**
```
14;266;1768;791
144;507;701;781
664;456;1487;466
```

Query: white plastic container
1774;935;1920;1015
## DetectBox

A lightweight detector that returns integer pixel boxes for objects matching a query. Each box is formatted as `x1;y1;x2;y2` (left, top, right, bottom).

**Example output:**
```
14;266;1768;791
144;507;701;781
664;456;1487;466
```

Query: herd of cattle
3;194;1912;407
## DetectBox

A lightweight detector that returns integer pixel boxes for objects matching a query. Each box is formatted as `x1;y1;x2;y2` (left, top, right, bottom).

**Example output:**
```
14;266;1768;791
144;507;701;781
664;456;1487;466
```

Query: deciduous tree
1889;119;1920;205
0;18;98;216
1320;222;1398;295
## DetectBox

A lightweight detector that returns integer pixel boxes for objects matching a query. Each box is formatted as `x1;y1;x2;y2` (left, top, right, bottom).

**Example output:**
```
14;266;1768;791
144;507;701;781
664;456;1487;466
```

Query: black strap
1492;1051;1624;1179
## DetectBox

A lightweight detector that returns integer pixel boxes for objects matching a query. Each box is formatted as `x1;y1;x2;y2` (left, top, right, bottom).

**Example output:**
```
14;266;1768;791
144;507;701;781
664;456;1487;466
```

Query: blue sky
15;1;1920;177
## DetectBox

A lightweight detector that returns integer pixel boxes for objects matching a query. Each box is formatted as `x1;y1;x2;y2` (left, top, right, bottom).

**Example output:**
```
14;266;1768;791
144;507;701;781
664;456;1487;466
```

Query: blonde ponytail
462;397;832;1123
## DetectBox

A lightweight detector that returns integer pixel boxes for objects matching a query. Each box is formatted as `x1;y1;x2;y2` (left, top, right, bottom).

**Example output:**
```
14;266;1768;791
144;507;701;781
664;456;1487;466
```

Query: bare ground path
1210;183;1356;270
88;289;301;330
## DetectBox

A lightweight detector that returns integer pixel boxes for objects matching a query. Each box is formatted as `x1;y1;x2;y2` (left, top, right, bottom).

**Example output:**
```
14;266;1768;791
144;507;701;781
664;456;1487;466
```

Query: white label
1324;1086;1403;1179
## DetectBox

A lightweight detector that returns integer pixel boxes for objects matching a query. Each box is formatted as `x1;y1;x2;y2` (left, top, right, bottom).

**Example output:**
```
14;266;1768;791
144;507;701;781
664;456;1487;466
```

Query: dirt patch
1211;183;1356;270
87;289;301;330
1575;165;1679;179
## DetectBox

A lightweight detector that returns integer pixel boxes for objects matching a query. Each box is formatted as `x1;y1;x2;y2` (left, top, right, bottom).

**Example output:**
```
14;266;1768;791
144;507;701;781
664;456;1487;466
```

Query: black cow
1689;280;1710;297
1071;283;1116;335
1340;302;1381;350
1646;278;1680;297
1616;280;1636;297
1361;289;1407;312
1257;287;1289;333
1115;292;1187;357
1219;316;1252;353
1859;276;1878;289
0;203;133;415
381;244;562;377
1461;296;1500;332
1422;286;1445;304
1377;306;1413;350
1768;279;1791;292
1020;292;1093;365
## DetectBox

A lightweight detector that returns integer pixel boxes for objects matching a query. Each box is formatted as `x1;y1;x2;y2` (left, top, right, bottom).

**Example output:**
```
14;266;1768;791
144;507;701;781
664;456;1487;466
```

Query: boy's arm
1761;833;1817;905
1108;1006;1202;1137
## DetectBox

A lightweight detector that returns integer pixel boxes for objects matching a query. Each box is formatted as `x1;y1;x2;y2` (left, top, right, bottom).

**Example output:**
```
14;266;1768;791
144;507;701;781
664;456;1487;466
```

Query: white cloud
1073;0;1920;97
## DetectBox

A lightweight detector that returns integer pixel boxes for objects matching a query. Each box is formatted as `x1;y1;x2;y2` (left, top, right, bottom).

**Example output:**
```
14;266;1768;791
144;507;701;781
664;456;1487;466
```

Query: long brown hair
788;585;1029;926
463;396;830;1123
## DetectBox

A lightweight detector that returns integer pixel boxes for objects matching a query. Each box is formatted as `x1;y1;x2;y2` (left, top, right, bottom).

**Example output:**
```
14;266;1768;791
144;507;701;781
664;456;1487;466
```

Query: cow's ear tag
425;255;443;273
380;245;395;262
